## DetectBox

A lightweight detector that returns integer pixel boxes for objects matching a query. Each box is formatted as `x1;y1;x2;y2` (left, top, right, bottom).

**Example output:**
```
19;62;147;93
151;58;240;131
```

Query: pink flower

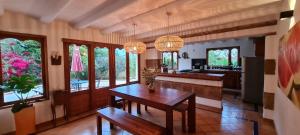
11;59;29;70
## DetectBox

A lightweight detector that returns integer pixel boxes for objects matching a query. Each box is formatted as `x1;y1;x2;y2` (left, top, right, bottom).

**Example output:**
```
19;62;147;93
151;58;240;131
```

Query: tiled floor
38;94;277;135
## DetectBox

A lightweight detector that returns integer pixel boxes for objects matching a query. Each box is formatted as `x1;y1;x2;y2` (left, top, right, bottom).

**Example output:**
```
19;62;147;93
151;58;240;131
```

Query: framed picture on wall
278;21;300;109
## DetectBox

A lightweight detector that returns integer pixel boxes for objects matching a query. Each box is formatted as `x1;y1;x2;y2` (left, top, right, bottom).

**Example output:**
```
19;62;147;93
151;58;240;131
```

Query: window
129;53;138;82
94;47;109;89
63;39;140;93
162;52;178;69
69;44;89;92
207;47;240;67
0;32;48;105
115;48;127;85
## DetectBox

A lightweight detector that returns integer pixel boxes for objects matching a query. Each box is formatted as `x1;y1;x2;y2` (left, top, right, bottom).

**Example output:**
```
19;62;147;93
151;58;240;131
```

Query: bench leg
145;105;148;111
97;116;102;135
182;111;186;132
137;103;141;115
128;101;132;114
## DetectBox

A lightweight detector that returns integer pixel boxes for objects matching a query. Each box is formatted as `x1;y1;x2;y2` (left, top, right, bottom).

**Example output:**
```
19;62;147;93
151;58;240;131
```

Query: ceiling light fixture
154;12;184;52
124;23;146;54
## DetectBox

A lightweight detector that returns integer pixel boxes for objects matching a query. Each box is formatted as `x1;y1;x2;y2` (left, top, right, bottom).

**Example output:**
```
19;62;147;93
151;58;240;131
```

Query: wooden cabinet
200;70;241;89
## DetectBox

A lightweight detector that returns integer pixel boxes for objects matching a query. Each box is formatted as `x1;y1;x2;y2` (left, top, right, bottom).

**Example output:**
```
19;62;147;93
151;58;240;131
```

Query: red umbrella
71;45;84;72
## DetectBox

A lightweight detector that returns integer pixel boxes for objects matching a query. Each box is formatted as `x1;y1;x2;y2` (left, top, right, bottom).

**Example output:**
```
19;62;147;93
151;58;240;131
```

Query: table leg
128;101;132;114
137;103;141;114
97;115;102;135
108;95;116;107
188;94;196;133
166;109;173;135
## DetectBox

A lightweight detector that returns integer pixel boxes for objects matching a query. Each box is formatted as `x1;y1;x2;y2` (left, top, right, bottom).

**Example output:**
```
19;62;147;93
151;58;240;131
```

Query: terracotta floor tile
38;94;277;135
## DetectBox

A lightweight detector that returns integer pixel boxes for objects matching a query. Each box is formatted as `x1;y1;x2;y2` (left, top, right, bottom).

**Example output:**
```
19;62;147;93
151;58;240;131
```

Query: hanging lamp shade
154;35;184;51
124;23;146;54
154;12;184;52
124;41;146;54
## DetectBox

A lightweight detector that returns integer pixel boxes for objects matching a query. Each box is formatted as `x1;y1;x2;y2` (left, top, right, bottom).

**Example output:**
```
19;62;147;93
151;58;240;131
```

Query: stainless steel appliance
241;57;264;104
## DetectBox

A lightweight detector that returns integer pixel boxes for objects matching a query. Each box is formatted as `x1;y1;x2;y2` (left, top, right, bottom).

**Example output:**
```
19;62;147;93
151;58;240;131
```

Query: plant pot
14;106;36;135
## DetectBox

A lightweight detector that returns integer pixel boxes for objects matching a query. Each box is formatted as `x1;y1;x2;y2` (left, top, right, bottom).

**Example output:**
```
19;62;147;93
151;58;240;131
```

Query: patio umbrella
71;45;84;72
71;45;84;90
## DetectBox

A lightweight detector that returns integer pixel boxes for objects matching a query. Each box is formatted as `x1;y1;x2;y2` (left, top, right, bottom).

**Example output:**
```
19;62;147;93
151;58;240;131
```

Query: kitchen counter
181;69;242;90
157;72;224;81
155;72;224;112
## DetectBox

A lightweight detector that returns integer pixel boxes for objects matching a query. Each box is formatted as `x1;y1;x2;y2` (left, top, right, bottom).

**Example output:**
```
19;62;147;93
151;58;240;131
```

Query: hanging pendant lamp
154;12;184;52
124;23;146;54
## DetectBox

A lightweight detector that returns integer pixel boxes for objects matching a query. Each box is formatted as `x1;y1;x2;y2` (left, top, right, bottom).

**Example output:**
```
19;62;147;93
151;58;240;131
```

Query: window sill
0;98;49;110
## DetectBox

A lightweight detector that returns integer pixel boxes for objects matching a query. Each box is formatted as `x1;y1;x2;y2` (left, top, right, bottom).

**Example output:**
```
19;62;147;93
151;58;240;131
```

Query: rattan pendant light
154;12;184;52
124;23;146;54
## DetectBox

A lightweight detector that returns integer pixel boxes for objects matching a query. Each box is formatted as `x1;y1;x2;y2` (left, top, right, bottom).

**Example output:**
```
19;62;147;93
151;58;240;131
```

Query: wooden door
63;41;92;116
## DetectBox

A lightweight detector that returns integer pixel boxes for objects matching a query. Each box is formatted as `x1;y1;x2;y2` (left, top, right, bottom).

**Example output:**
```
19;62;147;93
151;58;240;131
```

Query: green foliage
95;48;109;80
1;74;37;113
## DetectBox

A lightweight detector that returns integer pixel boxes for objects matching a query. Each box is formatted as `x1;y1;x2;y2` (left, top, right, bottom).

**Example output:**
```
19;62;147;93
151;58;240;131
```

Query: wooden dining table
108;83;196;135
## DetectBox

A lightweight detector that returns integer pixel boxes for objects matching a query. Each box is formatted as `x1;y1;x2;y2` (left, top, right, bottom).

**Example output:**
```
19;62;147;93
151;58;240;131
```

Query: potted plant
1;74;37;135
142;68;159;92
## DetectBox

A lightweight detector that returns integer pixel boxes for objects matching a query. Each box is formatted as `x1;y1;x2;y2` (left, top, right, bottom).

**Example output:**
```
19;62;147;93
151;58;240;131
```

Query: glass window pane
115;48;126;85
173;52;178;69
95;47;109;89
162;52;172;69
129;53;138;82
69;44;89;92
208;49;229;66
231;48;238;66
0;38;43;102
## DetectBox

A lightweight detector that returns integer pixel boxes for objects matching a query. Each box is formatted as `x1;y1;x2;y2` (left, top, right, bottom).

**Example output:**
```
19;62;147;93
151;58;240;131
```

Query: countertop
156;72;224;81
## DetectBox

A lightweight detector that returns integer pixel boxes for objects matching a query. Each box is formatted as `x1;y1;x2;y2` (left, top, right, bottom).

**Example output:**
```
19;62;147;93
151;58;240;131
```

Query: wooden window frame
161;51;178;70
0;31;49;108
62;38;140;94
206;46;240;66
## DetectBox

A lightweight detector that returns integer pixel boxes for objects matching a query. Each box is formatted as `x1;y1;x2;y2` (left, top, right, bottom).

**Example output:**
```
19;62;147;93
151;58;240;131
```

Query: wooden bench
97;107;165;135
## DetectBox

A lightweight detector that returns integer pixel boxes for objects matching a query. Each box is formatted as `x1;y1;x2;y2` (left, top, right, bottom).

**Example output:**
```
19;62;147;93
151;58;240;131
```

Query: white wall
0;11;128;134
178;38;255;70
270;0;300;135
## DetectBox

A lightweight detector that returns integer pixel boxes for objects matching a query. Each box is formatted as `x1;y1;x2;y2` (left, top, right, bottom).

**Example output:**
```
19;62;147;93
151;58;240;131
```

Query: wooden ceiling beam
144;20;277;44
0;5;4;16
73;0;136;29
135;2;280;39
40;0;73;23
102;0;179;33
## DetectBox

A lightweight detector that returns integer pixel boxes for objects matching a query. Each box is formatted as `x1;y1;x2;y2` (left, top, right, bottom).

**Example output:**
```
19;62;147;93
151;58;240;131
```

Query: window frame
161;51;178;70
92;45;111;90
206;46;240;67
0;31;49;107
62;39;140;93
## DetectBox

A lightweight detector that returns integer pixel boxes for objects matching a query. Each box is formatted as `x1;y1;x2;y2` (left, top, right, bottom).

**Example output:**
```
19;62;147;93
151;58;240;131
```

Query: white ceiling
0;0;281;40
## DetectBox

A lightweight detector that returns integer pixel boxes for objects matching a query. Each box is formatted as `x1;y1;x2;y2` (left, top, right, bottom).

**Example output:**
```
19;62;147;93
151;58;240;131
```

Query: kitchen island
155;73;224;112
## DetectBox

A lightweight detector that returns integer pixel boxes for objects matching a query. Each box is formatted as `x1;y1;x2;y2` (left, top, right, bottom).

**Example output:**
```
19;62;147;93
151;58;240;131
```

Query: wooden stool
51;90;68;126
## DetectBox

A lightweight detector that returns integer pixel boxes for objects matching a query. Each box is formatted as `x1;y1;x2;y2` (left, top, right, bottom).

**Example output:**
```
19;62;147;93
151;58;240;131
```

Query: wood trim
146;46;155;49
0;31;49;107
263;92;274;110
264;59;276;75
144;20;277;44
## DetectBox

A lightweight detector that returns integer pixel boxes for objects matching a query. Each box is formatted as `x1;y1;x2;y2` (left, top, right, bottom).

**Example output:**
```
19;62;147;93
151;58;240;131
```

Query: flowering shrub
1;38;42;82
0;38;41;112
